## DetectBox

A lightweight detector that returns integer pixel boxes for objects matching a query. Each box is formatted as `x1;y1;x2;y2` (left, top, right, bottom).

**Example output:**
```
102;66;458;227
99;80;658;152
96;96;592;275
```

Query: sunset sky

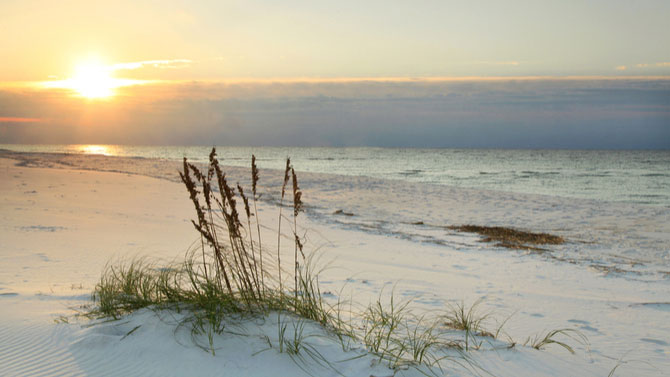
1;0;669;148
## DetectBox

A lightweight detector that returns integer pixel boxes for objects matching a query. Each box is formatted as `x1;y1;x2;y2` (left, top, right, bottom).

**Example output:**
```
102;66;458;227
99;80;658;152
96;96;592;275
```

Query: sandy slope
1;156;668;376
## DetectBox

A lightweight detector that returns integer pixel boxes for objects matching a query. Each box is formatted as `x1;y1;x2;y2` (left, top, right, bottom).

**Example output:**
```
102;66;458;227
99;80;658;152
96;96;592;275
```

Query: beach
3;0;669;375
1;151;669;376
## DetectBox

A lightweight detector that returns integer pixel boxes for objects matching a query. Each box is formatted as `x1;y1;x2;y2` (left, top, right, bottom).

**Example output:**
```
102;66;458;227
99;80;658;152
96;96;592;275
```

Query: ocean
2;144;669;207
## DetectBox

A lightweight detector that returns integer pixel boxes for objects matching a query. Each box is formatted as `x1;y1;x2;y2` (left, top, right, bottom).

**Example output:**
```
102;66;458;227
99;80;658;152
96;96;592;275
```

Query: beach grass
88;147;586;374
525;328;589;354
92;148;333;334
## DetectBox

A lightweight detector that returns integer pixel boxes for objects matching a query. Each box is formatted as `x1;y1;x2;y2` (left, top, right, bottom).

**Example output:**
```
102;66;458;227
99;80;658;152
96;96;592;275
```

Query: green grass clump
525;328;589;354
361;293;453;370
442;299;495;351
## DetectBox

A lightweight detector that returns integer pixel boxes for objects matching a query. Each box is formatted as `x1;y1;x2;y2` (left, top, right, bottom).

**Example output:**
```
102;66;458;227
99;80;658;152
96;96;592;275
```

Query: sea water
1;144;669;279
2;144;669;207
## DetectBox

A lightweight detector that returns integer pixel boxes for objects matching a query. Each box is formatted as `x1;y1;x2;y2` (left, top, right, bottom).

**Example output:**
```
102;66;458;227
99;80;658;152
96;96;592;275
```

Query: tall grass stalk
251;155;264;295
277;158;291;293
291;167;304;307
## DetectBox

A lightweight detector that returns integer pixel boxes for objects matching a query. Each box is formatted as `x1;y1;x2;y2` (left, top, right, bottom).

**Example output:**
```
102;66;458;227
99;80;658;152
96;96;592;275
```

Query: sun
67;60;116;98
39;56;148;98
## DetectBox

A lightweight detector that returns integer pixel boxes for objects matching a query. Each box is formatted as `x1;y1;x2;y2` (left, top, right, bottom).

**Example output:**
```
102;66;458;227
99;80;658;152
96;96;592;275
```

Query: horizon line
2;74;670;89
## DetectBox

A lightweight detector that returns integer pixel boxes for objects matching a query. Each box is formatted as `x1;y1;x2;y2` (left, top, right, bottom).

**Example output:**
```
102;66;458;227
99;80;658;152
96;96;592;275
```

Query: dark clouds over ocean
1;78;668;149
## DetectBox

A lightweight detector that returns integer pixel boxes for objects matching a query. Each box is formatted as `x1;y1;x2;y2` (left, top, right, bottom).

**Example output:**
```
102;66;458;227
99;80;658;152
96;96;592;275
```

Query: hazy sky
1;0;668;148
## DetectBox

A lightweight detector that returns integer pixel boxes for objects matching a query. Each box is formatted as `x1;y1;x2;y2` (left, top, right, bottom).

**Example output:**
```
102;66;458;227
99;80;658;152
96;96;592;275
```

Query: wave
398;169;423;176
519;171;561;176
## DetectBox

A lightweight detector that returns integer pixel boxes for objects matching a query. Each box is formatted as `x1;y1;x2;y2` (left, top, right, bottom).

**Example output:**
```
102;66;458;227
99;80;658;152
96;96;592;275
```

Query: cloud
475;61;520;66
1;78;668;149
111;59;193;71
0;117;41;123
615;65;627;71
636;62;670;68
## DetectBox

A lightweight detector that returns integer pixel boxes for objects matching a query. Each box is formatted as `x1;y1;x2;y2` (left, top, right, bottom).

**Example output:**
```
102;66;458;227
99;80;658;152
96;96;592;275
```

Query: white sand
1;155;668;376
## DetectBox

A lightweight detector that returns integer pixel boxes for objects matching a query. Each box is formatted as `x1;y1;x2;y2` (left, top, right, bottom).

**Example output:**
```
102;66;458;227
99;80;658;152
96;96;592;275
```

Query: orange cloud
0;117;41;123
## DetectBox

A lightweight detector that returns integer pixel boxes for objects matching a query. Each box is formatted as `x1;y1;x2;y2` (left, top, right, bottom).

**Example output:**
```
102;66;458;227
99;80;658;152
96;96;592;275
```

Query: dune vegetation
89;148;585;375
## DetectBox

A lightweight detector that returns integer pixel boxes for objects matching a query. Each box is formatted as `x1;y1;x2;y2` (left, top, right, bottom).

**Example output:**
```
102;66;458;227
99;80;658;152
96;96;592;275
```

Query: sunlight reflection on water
75;145;118;156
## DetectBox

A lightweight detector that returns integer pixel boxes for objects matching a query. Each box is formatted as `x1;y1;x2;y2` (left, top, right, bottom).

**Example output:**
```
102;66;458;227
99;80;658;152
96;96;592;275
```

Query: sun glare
40;57;145;99
68;61;115;98
76;145;116;156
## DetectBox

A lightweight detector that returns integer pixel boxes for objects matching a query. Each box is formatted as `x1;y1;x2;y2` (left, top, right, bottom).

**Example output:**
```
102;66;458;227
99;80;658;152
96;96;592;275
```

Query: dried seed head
210;155;226;206
188;162;204;182
202;178;212;208
209;147;217;163
237;183;251;219
251;155;259;197
207;147;218;181
221;176;240;228
281;158;291;199
180;158;207;229
295;234;304;258
291;167;302;216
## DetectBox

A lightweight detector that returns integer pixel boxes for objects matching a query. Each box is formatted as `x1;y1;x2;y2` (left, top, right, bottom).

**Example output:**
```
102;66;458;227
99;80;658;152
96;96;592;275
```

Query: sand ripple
0;320;79;377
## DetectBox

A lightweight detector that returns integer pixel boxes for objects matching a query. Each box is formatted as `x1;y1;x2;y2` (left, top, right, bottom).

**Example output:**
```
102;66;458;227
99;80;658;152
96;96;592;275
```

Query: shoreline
3;149;668;279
